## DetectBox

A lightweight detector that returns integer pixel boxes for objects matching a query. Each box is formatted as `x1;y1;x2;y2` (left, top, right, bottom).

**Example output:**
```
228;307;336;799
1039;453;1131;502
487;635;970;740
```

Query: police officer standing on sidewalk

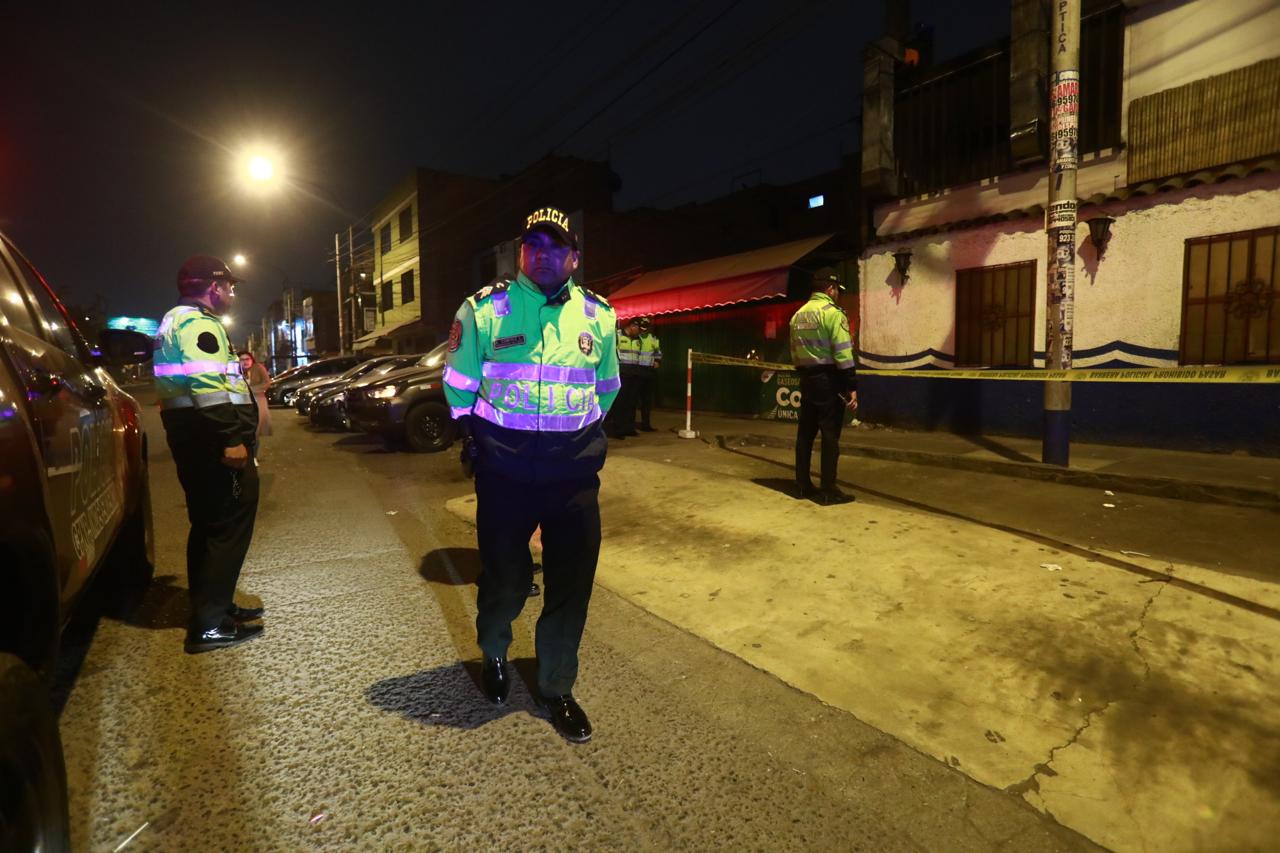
444;207;620;743
154;256;265;653
635;317;662;432
789;267;858;505
611;317;643;438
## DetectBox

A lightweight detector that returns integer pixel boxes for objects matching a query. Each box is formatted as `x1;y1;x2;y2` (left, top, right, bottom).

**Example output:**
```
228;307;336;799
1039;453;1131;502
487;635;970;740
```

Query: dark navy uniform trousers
164;424;260;632
795;367;846;491
474;469;601;698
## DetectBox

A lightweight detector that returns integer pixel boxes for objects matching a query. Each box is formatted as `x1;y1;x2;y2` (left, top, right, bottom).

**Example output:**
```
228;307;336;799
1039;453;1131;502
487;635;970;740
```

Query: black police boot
185;618;264;654
227;603;265;621
480;657;511;705
538;694;592;744
795;481;818;500
639;424;657;432
814;488;855;506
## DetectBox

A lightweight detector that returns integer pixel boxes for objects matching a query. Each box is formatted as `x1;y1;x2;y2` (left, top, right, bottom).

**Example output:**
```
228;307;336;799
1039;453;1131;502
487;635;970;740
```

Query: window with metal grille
398;206;413;243
401;270;415;304
954;261;1036;367
1181;227;1279;365
380;279;393;311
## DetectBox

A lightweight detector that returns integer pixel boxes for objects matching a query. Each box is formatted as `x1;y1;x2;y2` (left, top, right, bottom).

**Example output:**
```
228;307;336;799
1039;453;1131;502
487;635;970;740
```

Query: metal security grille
955;261;1036;368
1181;227;1280;365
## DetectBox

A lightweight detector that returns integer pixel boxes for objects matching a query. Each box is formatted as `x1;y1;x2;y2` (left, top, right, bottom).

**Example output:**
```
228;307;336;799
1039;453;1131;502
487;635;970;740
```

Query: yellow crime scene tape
688;351;1280;383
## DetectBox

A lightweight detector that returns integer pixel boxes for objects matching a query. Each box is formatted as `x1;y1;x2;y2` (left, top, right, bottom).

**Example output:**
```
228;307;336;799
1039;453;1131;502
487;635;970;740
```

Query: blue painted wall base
858;375;1280;456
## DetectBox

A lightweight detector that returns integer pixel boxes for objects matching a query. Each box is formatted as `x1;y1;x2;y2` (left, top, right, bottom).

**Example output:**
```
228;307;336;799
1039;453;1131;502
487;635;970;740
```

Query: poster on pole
1047;200;1077;229
1050;69;1079;173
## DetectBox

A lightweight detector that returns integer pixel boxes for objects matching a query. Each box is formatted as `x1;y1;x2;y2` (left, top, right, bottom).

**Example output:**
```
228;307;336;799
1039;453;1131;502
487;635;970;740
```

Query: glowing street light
222;316;234;328
233;253;247;267
247;155;274;183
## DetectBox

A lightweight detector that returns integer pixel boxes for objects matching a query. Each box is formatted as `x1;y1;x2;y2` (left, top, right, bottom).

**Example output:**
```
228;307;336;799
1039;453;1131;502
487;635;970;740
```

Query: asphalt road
53;398;1100;852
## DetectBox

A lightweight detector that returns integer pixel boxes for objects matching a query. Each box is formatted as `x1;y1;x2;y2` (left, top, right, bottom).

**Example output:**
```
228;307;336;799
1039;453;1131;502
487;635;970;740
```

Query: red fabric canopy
608;234;834;319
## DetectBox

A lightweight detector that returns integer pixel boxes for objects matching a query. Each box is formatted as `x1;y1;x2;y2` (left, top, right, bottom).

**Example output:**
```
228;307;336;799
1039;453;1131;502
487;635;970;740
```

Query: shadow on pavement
365;659;546;731
959;433;1038;463
751;477;802;498
419;548;480;585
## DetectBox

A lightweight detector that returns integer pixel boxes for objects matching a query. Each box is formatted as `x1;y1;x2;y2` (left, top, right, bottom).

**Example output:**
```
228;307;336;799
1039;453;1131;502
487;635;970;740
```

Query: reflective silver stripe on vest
160;391;253;410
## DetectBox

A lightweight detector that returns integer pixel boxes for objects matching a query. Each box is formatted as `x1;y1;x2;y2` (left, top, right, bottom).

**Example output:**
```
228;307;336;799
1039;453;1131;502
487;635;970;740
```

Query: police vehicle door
0;239;120;600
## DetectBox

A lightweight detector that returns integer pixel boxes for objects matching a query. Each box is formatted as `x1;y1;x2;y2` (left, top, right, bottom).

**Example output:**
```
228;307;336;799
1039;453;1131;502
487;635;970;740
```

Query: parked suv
347;343;455;452
265;355;365;407
0;231;155;851
292;355;413;416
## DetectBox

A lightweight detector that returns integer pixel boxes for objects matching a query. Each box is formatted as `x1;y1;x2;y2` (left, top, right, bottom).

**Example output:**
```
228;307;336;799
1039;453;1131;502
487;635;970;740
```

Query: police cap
177;255;240;296
521;207;579;250
813;266;845;292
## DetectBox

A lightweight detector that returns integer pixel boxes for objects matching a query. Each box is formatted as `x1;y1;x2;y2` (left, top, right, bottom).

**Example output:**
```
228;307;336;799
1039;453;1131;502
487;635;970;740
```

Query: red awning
607;234;834;319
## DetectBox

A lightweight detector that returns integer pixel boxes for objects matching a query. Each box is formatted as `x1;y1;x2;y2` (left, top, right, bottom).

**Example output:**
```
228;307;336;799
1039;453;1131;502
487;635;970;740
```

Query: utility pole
1043;0;1080;466
334;233;346;355
347;226;357;350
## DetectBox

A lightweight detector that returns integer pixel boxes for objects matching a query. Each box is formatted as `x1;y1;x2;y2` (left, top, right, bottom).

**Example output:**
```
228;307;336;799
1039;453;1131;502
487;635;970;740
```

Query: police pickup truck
0;231;155;851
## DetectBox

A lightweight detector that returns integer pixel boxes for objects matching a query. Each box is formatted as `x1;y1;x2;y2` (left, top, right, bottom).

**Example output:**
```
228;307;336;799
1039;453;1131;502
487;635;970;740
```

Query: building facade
858;0;1280;453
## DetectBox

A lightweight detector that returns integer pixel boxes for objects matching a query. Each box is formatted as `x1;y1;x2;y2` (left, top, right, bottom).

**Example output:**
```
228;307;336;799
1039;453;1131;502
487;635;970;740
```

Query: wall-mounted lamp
893;249;913;285
1087;216;1114;259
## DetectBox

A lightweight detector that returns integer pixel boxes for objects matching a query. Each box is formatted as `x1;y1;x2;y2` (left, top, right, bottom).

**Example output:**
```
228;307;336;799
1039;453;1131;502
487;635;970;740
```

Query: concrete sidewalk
450;431;1280;852
657;409;1280;510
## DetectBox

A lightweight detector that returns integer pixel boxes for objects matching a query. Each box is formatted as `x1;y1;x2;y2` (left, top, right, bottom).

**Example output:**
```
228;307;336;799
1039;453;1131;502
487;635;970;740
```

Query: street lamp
233;253;247;267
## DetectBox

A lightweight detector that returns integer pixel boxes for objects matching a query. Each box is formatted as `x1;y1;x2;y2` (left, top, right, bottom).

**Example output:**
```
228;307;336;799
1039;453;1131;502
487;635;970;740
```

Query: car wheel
403;403;456;453
0;654;71;853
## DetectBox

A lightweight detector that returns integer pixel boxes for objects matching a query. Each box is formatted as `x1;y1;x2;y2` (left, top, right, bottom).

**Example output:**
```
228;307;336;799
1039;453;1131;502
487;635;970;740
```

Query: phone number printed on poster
1050;70;1079;173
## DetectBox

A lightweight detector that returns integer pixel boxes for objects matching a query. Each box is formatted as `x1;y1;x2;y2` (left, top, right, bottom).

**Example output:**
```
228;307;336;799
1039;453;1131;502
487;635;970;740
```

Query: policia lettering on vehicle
444;207;620;743
789;267;857;506
155;256;265;654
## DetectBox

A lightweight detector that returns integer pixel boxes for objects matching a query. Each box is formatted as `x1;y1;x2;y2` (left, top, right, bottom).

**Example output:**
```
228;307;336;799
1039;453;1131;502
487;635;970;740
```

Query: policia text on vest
443;208;620;743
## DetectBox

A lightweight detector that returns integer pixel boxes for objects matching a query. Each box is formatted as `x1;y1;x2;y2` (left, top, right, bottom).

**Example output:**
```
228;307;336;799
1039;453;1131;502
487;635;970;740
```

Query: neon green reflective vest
638;332;662;368
617;332;642;368
789;293;855;369
153;304;251;409
444;274;620;431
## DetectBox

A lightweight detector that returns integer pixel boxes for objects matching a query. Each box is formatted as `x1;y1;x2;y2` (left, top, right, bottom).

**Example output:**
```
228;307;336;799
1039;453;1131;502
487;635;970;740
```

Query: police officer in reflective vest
610;317;643;438
789;267;858;506
635;317;662;432
444;207;620;743
155;256;265;653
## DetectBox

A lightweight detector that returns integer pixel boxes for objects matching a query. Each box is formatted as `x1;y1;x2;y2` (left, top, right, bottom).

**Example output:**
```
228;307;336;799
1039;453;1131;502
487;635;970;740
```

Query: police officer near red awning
444;208;620;743
154;256;264;653
789;267;858;505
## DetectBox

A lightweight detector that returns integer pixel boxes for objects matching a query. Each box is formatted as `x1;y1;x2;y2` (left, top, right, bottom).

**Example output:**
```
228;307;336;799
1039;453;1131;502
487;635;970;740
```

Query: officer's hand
222;443;250;468
845;391;859;411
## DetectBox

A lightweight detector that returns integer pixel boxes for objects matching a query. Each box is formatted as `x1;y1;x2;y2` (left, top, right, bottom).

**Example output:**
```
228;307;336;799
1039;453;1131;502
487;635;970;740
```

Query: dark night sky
3;0;1007;331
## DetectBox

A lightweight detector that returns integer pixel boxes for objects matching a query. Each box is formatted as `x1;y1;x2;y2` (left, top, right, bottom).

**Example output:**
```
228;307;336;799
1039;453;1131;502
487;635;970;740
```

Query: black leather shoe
528;581;541;597
227;603;264;621
480;657;511;705
610;433;627;440
813;488;855;506
538;694;592;744
639;425;657;432
184;619;263;654
796;482;817;499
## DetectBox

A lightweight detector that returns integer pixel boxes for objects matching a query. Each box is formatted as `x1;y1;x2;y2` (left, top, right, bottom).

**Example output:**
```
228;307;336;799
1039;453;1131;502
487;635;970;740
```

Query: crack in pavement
1004;574;1172;805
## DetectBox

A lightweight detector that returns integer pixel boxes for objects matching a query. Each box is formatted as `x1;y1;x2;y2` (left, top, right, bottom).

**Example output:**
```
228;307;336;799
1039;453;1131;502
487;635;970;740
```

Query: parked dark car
265;355;365;407
347;343;455;452
0;231;155;851
307;355;419;430
293;355;414;416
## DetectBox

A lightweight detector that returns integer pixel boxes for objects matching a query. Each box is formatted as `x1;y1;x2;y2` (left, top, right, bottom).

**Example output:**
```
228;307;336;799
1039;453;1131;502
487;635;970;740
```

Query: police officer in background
154;256;265;653
789;267;857;506
444;207;620;743
611;317;643;438
635;317;662;432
